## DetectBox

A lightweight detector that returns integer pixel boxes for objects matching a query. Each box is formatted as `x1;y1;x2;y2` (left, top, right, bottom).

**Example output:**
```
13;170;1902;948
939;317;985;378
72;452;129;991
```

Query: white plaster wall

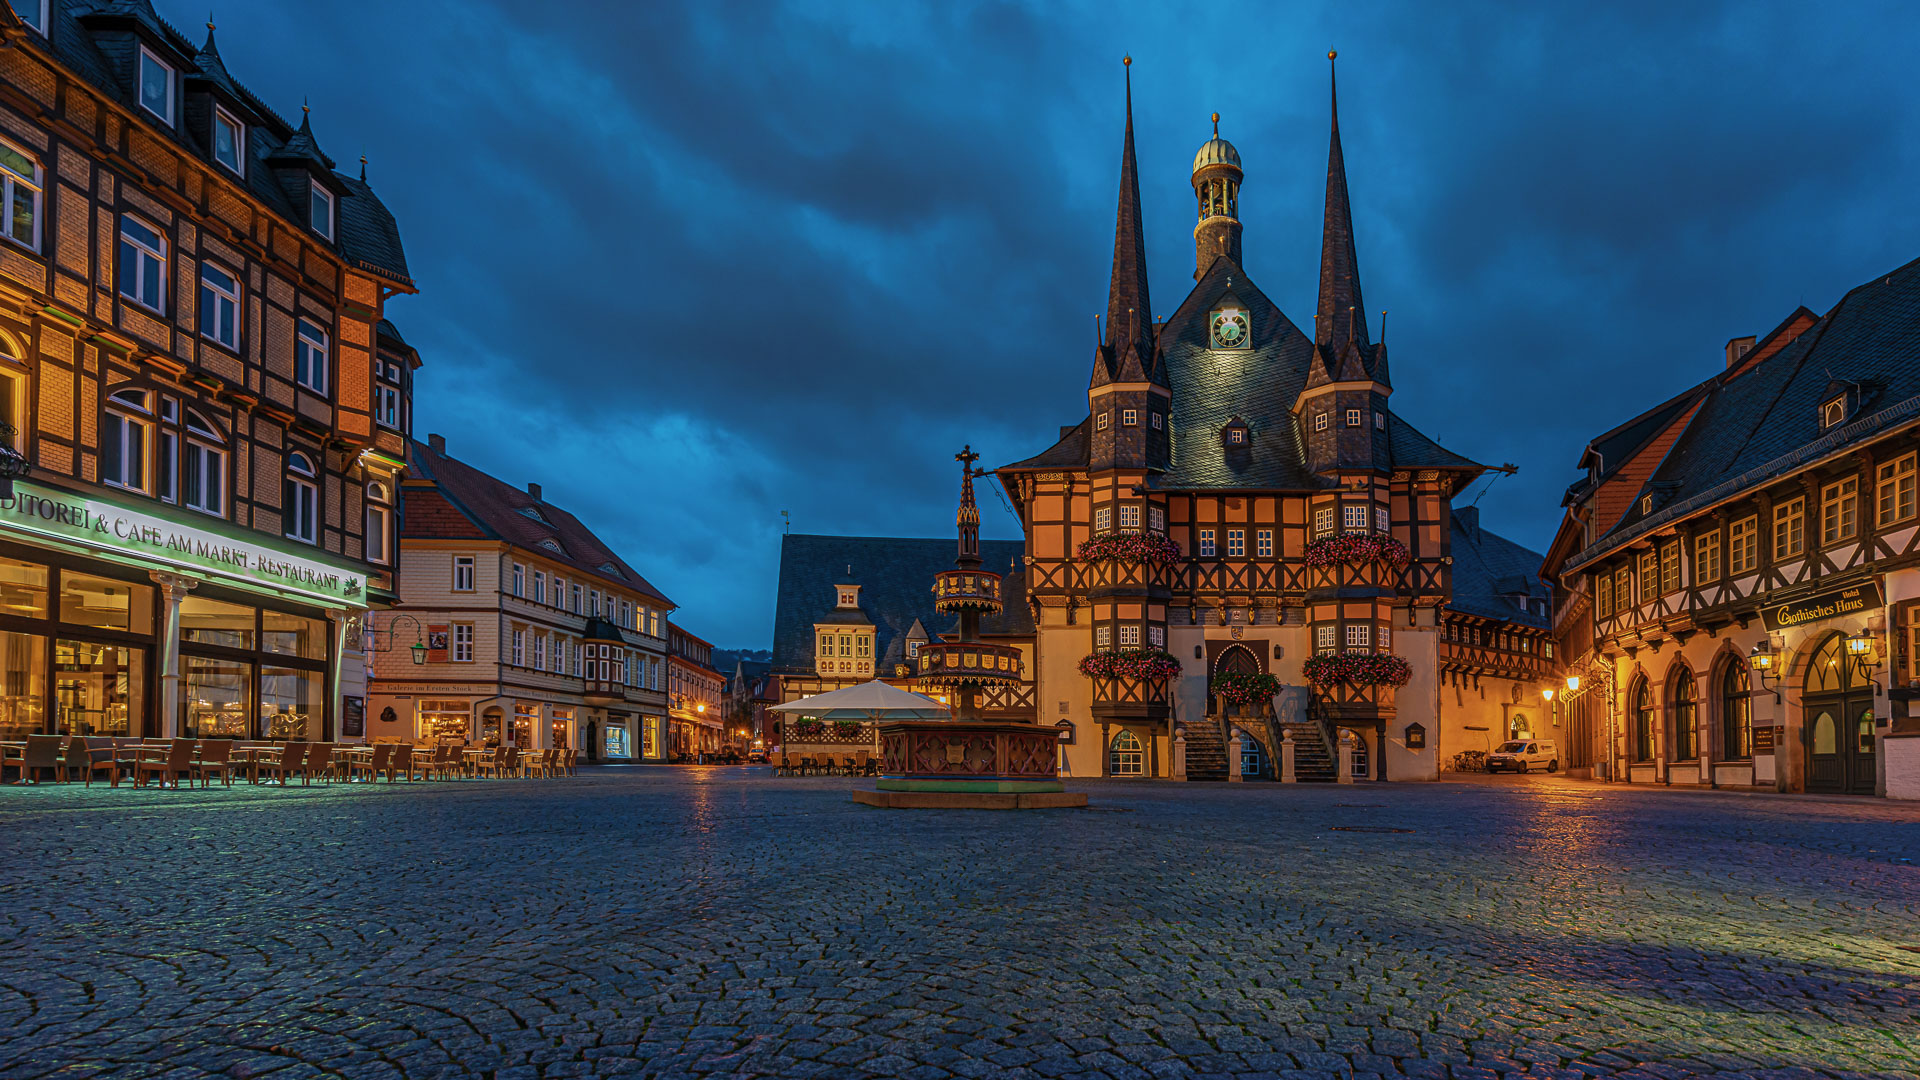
1886;736;1920;799
1390;616;1439;780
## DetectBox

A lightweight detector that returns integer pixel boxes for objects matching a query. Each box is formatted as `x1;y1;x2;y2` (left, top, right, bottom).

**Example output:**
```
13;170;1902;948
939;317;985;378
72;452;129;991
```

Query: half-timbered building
994;59;1549;780
0;2;414;746
1542;258;1920;798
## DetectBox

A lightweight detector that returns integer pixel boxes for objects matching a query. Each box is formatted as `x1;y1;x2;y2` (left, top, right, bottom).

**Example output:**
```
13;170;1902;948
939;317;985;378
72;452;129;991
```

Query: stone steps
1279;721;1337;782
1183;721;1230;781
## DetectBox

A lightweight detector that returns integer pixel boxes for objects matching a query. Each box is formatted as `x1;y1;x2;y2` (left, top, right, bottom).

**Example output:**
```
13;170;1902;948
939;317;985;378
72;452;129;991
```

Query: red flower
1301;651;1413;688
1303;531;1411;569
1077;531;1183;566
1211;671;1283;705
1079;650;1183;681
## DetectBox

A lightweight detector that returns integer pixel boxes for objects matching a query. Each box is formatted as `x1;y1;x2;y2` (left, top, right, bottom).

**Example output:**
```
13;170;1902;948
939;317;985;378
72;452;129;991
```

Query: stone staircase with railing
1182;720;1230;781
1276;717;1337;782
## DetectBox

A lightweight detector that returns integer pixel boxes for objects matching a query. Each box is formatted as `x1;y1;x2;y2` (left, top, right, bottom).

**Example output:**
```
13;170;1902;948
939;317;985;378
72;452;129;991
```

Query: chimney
1725;335;1757;370
427;433;445;454
527;482;542;501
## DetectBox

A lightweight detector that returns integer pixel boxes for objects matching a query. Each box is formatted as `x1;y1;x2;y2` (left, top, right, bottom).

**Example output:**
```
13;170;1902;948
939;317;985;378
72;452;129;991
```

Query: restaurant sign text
0;479;366;606
1761;581;1883;632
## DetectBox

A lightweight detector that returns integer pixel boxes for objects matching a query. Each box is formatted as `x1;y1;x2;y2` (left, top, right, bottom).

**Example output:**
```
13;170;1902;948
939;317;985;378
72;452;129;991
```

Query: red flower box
1212;671;1282;706
1303;531;1411;569
1079;649;1183;681
1076;531;1183;566
1301;651;1413;688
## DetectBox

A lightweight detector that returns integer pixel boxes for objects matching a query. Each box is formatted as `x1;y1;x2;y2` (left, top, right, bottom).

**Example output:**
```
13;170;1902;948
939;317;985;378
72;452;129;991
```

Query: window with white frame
533;570;546;604
512;629;525;667
1119;504;1140;530
511;563;525;596
1256;529;1272;557
1198;528;1215;557
1119;625;1140;647
0;138;41;250
571;583;583;613
533;634;547;671
295;317;328;395
118;215;166;312
365;482;392;564
1314;506;1334;537
1227;529;1244;557
1343;504;1368;530
375;358;404;429
1096;625;1112;648
8;1;48;34
138;46;174;125
451;623;474;663
1315;624;1336;654
102;389;151;492
1148;505;1165;532
452;556;475;592
1877;453;1917;526
1345;409;1362;427
1148;625;1165;649
182;410;225;517
198;262;240;350
310;180;334;239
554;577;566;608
1095;507;1111;533
1375;506;1389;534
620;600;632;628
1150;411;1162;430
0;341;29;452
284;451;318;544
212;106;245;176
650;610;661;637
1346;623;1371;649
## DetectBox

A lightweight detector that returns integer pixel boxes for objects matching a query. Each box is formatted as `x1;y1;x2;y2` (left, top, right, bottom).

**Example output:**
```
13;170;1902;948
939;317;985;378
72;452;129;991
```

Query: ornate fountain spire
956;445;982;570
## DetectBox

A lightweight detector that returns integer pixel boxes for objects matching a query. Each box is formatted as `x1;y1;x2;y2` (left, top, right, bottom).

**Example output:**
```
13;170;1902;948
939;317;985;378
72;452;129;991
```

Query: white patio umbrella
769;680;951;721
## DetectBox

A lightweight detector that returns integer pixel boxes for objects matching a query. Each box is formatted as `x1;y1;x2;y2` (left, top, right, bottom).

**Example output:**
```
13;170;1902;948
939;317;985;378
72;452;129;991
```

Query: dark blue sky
199;1;1920;647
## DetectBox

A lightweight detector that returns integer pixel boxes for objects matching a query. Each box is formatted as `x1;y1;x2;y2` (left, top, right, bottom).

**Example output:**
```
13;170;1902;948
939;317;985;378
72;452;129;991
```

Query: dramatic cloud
197;0;1920;644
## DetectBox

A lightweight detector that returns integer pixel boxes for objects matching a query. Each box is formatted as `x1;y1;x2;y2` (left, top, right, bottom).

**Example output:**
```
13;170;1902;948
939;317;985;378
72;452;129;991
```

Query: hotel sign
0;479;367;607
1761;581;1883;632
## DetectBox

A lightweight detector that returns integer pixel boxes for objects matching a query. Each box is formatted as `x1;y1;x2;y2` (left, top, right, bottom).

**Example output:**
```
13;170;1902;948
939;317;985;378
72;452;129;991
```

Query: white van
1486;739;1558;773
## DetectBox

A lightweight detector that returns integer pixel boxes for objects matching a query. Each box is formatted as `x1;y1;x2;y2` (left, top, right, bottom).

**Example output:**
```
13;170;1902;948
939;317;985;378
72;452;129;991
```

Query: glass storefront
604;719;629;758
512;703;535;746
642;716;660;759
550;708;572;749
259;667;322;740
55;639;142;737
178;593;330;741
0;629;45;740
183;655;250;739
419;699;471;741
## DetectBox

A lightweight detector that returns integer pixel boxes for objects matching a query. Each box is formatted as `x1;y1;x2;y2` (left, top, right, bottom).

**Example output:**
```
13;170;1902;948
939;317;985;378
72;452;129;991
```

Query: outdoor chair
191;740;237;788
389;743;417;781
301;743;336;785
4;734;66;785
522;747;547;779
350;743;393;783
431;745;460;781
499;744;520;778
132;739;194;789
842;755;859;775
258;743;304;785
66;737;119;786
855;751;873;777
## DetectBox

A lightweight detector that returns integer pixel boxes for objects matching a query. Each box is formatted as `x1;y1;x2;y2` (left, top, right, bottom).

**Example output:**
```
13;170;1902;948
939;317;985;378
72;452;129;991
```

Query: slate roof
9;2;412;286
1448;507;1549;628
771;535;1031;674
405;438;674;606
1569;252;1920;569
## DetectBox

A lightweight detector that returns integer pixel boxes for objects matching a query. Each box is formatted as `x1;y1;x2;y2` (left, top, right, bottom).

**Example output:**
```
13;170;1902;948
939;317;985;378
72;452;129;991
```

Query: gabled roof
1000;417;1090;471
771;535;1031;674
15;1;412;287
405;438;673;605
1568;251;1920;570
1448;507;1549;628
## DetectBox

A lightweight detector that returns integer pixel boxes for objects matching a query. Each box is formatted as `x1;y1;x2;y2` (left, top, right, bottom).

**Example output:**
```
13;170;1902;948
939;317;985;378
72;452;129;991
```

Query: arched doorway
1801;632;1875;795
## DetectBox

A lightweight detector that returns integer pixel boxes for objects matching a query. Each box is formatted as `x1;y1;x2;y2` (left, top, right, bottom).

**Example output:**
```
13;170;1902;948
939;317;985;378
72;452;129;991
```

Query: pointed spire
1102;56;1155;383
954;446;982;570
1315;50;1369;357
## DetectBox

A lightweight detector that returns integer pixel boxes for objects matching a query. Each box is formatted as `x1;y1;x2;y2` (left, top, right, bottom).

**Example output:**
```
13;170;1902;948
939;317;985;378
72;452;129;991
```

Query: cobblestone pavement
1;770;1916;1080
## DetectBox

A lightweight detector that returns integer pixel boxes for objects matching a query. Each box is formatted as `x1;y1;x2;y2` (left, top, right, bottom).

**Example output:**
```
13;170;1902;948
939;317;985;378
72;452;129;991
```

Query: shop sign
0;479;367;606
374;683;495;696
342;696;365;738
426;625;448;663
1753;725;1777;753
1761;581;1884;632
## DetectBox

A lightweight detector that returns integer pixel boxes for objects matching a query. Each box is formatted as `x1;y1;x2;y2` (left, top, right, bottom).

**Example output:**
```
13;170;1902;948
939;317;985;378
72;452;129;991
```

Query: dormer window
1210;308;1249;349
11;2;47;34
1221;419;1249;447
836;585;860;609
212;107;245;176
1640;494;1653;515
138;47;175;126
1821;396;1847;430
310;181;334;240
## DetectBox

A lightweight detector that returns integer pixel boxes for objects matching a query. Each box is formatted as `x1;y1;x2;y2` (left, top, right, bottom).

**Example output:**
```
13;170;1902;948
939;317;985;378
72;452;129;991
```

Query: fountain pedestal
851;719;1086;809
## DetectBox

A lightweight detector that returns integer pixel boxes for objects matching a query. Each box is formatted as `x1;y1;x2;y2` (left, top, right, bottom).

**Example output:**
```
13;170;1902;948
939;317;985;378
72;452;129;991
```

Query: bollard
1228;730;1242;782
1172;730;1187;780
1281;730;1296;783
1337;732;1355;785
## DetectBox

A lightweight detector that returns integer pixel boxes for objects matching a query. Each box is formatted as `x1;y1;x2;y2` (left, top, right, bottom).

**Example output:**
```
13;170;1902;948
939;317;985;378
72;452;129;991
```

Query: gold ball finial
1328;50;1337;60
1123;55;1131;67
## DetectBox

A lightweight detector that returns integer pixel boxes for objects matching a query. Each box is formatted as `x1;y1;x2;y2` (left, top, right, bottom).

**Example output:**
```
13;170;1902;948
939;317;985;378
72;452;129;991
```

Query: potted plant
1078;650;1184;681
1301;652;1413;688
1076;531;1184;566
1212;671;1283;706
1303;532;1412;569
831;719;864;741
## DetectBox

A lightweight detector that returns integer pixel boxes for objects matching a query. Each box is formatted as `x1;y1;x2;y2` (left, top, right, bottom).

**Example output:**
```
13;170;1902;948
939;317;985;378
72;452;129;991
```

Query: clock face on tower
1211;309;1249;349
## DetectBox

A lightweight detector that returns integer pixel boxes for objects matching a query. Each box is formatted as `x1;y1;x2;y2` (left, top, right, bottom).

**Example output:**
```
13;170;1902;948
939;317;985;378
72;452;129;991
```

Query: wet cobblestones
0;770;1915;1078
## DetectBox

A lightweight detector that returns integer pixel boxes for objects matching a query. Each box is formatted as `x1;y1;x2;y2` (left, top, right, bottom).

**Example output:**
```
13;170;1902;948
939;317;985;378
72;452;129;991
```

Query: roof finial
1211;111;1219;137
1328;51;1339;130
1380;310;1388;345
360;153;368;182
302;97;310;115
207;10;215;31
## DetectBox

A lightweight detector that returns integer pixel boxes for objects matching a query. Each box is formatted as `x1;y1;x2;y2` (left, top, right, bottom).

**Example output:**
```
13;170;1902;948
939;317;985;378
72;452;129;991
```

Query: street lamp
368;613;429;665
1565;674;1581;693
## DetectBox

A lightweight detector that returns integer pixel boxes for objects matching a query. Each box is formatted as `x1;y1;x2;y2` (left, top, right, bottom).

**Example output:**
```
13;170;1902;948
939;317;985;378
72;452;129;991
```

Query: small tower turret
1191;112;1243;279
